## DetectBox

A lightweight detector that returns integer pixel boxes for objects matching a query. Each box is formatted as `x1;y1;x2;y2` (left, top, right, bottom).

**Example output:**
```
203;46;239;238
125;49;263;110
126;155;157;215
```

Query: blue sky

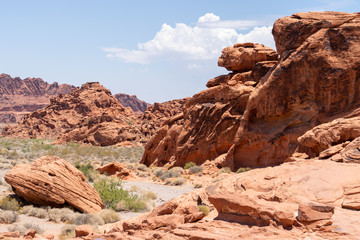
0;0;358;103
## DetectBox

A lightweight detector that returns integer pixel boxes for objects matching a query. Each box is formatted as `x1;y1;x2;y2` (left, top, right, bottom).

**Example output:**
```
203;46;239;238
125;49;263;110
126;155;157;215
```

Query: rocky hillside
114;93;149;114
142;11;360;169
2;82;146;146
0;74;74;123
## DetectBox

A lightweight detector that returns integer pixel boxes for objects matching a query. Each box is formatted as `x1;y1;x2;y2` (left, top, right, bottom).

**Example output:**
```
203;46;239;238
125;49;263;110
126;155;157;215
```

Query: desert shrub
217;167;231;175
23;223;44;234
143;191;157;200
94;178;146;212
59;224;76;239
8;224;27;235
198;205;210;216
33;207;48;219
171;177;185;186
160;170;180;181
136;163;148;171
184;162;196;169
20;205;35;215
0;196;21;211
170;166;184;174
75;162;98;182
129;185;141;192
0;210;18;223
97;209;121;224
236;167;251;173
189;165;203;174
193;183;203;188
154;168;164;177
73;213;105;226
138;172;149;178
48;207;77;223
164;178;172;185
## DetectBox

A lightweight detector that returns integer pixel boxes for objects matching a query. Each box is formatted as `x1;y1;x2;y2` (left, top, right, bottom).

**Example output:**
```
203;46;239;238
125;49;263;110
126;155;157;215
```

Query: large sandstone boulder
218;42;278;72
4;156;104;213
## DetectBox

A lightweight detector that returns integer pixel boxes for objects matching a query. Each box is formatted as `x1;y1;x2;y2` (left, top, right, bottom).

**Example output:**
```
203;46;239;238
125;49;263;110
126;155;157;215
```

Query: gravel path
120;180;194;219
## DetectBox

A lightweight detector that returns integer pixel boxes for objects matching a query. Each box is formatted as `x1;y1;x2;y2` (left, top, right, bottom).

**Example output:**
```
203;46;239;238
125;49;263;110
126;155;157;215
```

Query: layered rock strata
4;156;104;213
2;82;145;146
142;11;360;169
0;73;74;123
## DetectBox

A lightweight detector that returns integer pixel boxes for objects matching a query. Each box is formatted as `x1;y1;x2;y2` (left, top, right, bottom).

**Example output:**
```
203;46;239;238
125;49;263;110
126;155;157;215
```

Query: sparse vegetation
73;213;105;227
217;167;231;176
93;177;147;212
59;224;76;239
193;183;203;188
7;223;43;235
0;138;145;170
171;177;186;186
198;205;210;216
0;210;18;223
189;165;203;174
97;209;121;224
0;196;21;211
184;162;196;169
236;167;252;173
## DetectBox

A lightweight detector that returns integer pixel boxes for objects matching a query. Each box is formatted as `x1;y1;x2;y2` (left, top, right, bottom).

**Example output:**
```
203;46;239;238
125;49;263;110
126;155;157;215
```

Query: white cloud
198;13;220;23
104;13;275;64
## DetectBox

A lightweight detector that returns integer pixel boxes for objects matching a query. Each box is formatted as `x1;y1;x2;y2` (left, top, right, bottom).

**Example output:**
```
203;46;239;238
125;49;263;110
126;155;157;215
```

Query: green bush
236;167;252;173
75;162;98;182
94;178;146;212
198;205;210;216
189;165;203;174
0;196;21;211
184;162;196;169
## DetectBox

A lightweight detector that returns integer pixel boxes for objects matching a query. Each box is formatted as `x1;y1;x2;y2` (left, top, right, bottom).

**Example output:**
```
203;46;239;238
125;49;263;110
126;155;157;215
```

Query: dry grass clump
97;209;121;224
59;224;76;240
0;210;18;223
189;165;203;174
216;167;231;176
184;162;196;169
171;177;186;186
198;205;210;216
7;223;43;235
193;183;203;188
236;167;252;173
72;213;104;227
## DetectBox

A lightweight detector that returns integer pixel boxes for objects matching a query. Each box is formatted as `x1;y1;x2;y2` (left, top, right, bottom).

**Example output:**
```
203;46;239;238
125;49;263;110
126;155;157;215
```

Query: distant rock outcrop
2;82;147;146
142;11;360;169
114;93;149;114
0;74;74;123
4;156;104;213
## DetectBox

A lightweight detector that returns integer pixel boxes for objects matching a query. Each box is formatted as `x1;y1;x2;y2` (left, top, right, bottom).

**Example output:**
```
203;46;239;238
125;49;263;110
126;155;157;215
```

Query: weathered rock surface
218;43;278;72
96;162;134;179
142;49;277;167
0;73;74;123
2;82;147;146
140;98;188;139
114;93;149;114
90;158;360;240
142;11;360;169
4;156;104;213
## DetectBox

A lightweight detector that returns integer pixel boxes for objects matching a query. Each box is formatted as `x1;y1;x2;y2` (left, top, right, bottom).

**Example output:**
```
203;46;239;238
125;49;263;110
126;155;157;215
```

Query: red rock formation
141;44;278;167
0;73;74;123
2;82;147;146
114;93;149;114
140;98;188;138
142;11;360;169
96;162;134;179
4;156;104;213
